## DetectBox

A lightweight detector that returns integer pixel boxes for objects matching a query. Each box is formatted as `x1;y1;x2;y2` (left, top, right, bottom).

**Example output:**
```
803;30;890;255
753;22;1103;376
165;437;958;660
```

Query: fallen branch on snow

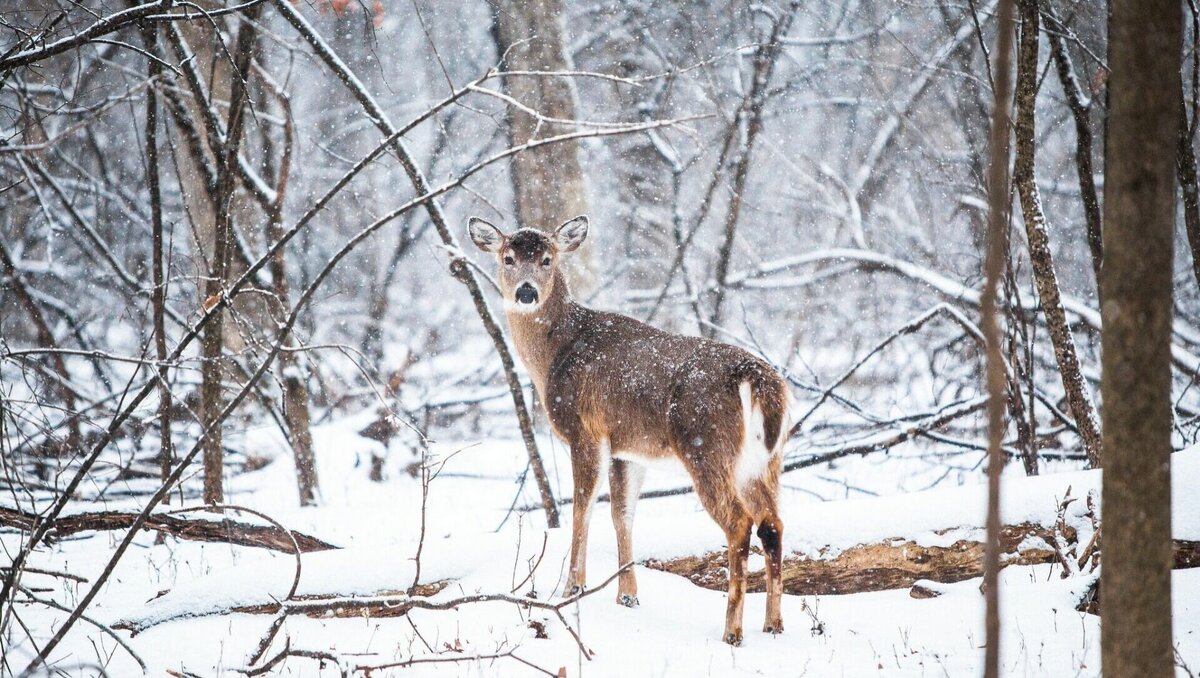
0;505;337;553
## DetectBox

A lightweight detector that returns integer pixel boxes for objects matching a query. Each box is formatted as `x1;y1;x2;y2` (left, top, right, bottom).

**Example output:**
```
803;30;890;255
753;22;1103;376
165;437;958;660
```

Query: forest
0;0;1195;675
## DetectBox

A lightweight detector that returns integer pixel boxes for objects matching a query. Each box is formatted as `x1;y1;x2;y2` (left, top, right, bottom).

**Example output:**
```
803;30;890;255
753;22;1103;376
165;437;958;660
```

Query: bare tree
259;68;320;506
141;21;173;493
1013;0;1102;467
491;0;593;286
1100;0;1181;674
981;2;1017;676
1044;4;1104;290
709;1;801;334
200;5;263;504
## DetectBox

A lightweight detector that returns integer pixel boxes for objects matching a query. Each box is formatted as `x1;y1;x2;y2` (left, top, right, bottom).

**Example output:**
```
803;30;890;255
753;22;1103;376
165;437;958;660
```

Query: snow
7;421;1200;676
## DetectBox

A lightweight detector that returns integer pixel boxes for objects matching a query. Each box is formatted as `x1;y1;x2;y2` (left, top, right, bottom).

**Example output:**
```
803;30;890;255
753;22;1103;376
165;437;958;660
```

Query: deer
468;215;789;645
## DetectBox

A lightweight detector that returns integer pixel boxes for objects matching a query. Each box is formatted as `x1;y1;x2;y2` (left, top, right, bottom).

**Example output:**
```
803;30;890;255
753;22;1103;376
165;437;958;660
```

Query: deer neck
505;269;577;400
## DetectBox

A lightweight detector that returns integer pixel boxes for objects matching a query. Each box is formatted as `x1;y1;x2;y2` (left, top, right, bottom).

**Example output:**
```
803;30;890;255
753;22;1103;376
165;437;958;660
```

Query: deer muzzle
515;282;539;306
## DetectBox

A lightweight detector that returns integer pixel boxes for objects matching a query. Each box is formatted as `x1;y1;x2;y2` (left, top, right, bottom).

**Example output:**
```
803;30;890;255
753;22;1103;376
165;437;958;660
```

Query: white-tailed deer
468;215;788;645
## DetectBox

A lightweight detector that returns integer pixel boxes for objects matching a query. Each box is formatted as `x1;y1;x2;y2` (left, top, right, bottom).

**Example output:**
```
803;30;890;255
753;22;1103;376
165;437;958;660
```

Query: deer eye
504;256;515;266
541;256;551;267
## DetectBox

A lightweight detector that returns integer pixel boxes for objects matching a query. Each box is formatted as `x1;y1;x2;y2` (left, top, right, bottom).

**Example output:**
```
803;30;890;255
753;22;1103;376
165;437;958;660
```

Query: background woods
0;0;1196;675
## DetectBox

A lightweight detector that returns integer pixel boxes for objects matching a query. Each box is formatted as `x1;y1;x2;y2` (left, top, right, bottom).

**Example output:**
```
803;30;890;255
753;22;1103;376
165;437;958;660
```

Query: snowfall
6;409;1200;677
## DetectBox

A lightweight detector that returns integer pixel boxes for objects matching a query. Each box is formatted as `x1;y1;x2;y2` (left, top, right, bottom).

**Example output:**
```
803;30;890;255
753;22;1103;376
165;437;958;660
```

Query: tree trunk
262;72;320;507
200;6;261;504
1044;5;1103;292
1178;90;1200;288
980;0;1016;675
1180;1;1200;289
1100;0;1181;674
141;21;173;495
490;0;593;288
1012;0;1103;468
709;2;800;335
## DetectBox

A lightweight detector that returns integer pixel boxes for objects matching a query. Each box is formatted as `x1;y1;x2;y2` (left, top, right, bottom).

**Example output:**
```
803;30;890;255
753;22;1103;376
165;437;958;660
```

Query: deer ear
468;217;504;253
554;215;589;252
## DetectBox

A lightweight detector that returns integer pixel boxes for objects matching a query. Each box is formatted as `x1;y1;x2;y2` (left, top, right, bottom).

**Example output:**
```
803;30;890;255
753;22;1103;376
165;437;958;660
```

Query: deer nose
515;283;539;305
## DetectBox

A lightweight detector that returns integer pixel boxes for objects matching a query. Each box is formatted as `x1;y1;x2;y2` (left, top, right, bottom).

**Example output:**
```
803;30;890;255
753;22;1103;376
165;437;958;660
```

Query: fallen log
643;523;1200;596
228;583;450;619
0;505;337;554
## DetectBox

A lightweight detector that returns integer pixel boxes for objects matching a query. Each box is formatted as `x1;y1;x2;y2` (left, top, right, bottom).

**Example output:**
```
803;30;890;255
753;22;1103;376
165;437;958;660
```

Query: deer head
467;215;589;313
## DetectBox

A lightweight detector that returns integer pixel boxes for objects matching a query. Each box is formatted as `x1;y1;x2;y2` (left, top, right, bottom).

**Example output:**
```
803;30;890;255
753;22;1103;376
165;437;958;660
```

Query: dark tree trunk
200;6;261;504
141;21;173;494
1178;92;1200;287
1180;0;1200;289
1100;0;1181;675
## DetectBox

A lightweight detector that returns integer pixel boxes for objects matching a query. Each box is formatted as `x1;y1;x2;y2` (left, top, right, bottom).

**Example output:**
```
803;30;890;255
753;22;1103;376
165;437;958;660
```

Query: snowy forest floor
7;411;1200;677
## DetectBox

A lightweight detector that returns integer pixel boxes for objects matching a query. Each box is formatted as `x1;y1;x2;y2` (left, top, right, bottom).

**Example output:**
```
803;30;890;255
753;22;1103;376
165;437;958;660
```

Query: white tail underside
735;381;775;490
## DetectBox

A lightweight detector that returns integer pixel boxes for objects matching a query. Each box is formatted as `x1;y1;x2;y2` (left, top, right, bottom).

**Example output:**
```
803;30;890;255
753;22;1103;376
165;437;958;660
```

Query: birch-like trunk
1012;0;1103;468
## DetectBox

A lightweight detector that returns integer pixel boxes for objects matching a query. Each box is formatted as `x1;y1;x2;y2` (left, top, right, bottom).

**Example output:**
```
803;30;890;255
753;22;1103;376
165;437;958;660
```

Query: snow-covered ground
6;416;1200;676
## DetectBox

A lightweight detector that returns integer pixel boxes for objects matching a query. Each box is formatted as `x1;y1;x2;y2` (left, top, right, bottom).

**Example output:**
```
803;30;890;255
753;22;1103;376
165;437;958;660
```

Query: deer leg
687;462;754;645
721;510;754;646
566;438;604;595
608;458;646;607
742;459;785;635
757;511;784;634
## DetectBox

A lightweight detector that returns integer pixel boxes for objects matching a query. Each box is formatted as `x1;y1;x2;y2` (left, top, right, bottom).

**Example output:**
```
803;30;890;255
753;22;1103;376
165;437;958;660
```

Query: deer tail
733;360;789;455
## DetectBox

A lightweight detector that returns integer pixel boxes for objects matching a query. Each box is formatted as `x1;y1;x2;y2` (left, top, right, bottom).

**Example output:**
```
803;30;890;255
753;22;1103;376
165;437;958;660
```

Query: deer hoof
723;631;743;646
618;594;639;608
763;623;784;635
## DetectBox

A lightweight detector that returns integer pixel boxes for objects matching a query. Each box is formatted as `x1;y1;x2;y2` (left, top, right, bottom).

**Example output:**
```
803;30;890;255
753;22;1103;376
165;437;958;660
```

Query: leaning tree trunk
200;7;261;504
1100;0;1181;675
490;0;593;288
1012;0;1103;468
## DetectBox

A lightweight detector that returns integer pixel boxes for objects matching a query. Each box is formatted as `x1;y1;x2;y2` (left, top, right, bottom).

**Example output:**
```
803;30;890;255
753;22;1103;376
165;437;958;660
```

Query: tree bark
981;1;1016;676
1100;0;1181;674
1013;0;1103;468
200;5;262;504
646;528;1200;598
141;21;173;496
1180;1;1200;289
261;71;320;507
1179;96;1200;288
490;0;593;288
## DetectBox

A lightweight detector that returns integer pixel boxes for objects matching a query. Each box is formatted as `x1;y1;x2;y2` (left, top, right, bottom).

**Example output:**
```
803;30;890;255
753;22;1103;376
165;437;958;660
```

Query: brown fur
469;217;788;644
